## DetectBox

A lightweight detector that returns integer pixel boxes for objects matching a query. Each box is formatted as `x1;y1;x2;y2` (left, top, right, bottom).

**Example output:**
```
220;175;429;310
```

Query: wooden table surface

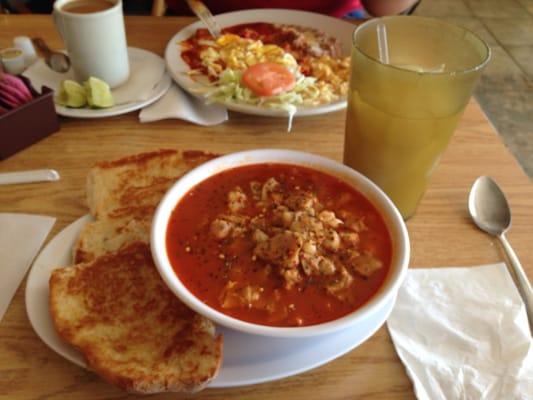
0;14;532;400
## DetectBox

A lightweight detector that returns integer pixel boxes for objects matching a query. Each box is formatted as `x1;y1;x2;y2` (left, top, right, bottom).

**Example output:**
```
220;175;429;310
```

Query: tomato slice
241;62;296;97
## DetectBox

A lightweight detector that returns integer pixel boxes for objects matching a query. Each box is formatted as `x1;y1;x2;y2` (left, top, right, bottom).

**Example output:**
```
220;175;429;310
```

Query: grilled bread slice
75;149;218;263
73;218;150;264
87;149;217;220
50;241;223;394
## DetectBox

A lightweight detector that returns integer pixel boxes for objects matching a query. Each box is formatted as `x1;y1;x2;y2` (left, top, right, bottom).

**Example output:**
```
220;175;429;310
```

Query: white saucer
23;47;171;118
55;74;172;119
25;215;394;387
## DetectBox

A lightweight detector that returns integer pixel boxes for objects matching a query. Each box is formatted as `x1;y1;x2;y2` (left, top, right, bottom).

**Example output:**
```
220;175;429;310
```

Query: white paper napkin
23;48;165;105
139;83;228;125
0;213;55;322
387;263;533;400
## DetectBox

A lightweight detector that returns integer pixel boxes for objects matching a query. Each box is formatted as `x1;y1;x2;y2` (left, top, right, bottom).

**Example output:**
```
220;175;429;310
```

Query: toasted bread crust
50;242;223;393
73;218;150;264
77;149;218;264
87;149;217;219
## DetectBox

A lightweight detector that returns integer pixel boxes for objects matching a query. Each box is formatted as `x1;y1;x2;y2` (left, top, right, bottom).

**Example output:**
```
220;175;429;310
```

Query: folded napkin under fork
139;83;227;125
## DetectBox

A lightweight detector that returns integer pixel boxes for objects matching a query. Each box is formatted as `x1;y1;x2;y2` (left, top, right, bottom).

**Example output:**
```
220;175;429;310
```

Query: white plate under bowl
50;47;171;118
165;9;355;117
25;215;395;387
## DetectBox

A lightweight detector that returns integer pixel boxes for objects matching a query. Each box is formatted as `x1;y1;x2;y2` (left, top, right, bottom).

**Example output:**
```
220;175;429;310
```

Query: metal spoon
32;37;71;73
186;0;222;39
469;176;533;330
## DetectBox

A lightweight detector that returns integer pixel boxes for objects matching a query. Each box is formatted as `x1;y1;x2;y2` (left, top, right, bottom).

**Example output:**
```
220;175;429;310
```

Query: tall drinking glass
344;16;490;219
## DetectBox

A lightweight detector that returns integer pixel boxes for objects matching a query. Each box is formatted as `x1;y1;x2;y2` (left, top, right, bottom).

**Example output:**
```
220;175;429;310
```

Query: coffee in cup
61;0;114;13
53;0;129;88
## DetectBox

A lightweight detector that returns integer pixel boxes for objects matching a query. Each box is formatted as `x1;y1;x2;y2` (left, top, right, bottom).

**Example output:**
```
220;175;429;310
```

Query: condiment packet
139;83;228;125
0;213;55;323
22;58;65;92
387;263;533;400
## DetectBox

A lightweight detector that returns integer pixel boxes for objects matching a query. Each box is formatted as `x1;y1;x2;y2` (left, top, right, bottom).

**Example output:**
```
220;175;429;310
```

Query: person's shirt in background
165;0;363;18
6;0;419;18
164;0;420;18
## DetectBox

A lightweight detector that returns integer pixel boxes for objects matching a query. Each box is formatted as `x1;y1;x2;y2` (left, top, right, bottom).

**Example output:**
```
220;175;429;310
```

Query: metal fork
185;0;222;39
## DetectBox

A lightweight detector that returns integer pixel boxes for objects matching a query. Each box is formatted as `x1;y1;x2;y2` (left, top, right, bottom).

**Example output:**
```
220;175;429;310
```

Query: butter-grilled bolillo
50;241;223;394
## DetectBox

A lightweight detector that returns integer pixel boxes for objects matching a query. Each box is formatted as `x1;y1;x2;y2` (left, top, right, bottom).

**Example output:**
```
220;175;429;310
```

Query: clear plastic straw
377;23;390;64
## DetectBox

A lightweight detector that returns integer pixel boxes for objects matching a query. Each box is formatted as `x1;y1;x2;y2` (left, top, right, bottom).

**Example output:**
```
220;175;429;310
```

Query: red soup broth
166;163;392;327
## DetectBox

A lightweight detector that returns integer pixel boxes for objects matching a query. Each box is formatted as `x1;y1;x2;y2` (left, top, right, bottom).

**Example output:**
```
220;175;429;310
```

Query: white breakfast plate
25;215;394;388
24;47;172;118
165;9;355;118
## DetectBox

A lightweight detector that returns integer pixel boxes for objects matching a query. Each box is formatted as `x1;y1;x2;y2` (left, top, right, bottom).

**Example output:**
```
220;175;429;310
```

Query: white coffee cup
53;0;130;88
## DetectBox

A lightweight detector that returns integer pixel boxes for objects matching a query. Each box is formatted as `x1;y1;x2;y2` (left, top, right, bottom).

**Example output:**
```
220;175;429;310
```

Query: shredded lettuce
193;68;321;132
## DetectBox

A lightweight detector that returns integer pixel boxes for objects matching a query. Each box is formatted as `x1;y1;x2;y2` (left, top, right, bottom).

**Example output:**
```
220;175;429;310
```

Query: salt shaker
13;36;38;67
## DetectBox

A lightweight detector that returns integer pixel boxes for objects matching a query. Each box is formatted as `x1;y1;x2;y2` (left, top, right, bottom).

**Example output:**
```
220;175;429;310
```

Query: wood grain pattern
0;15;532;400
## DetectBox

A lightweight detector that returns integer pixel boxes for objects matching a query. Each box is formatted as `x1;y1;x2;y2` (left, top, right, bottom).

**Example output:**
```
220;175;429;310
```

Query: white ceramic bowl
151;149;410;338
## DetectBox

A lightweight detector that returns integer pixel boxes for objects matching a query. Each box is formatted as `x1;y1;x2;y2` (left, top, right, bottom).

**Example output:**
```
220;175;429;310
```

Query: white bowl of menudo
151;149;409;338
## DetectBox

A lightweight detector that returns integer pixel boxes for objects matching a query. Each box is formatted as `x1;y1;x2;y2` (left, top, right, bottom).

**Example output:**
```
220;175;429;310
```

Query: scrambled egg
309;55;350;98
200;34;297;77
197;33;349;105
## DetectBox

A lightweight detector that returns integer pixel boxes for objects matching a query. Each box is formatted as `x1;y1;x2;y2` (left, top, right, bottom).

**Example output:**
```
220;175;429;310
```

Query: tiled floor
414;0;533;178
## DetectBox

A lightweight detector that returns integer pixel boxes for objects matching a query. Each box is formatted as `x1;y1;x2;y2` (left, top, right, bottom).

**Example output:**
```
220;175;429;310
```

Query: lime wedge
84;77;114;108
56;80;87;108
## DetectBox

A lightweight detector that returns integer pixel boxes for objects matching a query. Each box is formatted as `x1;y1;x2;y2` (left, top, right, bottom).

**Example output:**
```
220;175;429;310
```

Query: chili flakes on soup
166;164;392;327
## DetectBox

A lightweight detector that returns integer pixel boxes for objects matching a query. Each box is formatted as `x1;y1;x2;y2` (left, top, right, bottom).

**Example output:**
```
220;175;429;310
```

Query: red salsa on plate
180;22;342;80
166;163;392;327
